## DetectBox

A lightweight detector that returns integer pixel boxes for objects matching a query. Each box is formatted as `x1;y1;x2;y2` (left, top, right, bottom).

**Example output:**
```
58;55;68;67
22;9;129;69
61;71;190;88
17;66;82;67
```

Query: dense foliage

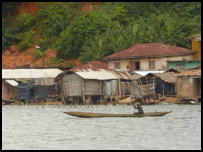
57;8;111;58
36;2;81;39
2;2;201;63
2;2;22;16
2;13;35;52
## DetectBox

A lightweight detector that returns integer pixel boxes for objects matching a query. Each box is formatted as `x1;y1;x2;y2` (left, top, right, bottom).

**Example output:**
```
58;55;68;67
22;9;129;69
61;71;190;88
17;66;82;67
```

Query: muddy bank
2;96;200;106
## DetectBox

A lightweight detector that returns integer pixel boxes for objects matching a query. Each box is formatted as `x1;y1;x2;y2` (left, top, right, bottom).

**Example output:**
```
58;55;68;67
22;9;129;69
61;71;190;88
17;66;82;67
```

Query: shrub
47;57;57;66
36;2;81;38
57;10;111;59
2;13;34;52
16;13;34;32
17;30;35;51
2;17;21;52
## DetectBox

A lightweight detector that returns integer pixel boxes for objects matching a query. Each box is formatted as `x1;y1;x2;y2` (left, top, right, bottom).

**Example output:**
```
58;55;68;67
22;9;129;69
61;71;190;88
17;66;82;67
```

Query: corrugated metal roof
175;69;201;76
108;70;133;80
132;71;165;76
5;80;18;86
71;61;108;72
103;43;197;60
164;68;183;73
2;69;63;79
167;59;201;63
189;34;201;41
138;72;177;84
153;73;177;84
75;70;118;80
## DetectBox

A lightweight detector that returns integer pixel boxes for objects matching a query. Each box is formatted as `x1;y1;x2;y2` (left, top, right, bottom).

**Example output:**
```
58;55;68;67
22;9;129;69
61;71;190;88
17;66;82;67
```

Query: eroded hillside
2;2;101;68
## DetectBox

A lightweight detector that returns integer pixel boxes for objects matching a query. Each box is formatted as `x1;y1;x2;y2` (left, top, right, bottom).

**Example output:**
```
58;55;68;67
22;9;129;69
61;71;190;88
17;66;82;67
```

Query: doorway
194;78;201;96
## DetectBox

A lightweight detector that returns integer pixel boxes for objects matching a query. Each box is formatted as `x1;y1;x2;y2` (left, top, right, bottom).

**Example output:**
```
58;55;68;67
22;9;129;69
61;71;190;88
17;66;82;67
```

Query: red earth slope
2;2;101;69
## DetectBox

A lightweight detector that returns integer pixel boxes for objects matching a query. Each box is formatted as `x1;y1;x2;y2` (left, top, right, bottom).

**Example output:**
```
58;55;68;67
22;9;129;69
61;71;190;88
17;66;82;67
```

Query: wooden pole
82;79;85;105
119;78;121;99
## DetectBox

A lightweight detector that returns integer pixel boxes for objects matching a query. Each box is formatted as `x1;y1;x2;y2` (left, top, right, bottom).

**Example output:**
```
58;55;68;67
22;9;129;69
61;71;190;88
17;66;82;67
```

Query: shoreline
2;96;201;106
2;101;201;106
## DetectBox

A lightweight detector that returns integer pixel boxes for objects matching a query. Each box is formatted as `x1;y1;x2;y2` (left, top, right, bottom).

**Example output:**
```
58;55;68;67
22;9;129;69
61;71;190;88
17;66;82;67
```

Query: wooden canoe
63;111;172;118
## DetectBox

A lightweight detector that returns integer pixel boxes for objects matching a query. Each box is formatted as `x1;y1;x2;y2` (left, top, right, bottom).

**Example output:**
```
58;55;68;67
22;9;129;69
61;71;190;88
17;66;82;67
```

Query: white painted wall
107;54;195;71
108;60;129;71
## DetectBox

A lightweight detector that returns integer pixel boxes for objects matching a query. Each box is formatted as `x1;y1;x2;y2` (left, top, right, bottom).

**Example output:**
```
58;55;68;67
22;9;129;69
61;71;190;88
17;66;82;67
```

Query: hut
55;70;116;104
56;61;133;104
55;69;132;104
175;68;201;103
130;70;165;80
135;72;177;99
2;68;63;102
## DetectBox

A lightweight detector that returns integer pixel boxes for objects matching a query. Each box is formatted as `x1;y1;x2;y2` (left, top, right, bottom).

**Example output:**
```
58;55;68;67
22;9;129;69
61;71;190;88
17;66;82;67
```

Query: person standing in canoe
133;102;144;114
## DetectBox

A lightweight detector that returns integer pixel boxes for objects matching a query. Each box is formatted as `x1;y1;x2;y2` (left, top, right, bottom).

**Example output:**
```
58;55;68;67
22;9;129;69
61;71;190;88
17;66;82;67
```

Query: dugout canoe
63;111;172;118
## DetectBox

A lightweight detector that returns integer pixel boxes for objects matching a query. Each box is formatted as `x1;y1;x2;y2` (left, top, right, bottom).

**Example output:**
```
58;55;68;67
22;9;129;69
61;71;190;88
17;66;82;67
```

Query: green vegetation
18;30;35;51
2;13;35;52
36;2;81;40
35;39;49;67
2;2;22;16
2;2;201;63
2;17;20;51
57;8;111;59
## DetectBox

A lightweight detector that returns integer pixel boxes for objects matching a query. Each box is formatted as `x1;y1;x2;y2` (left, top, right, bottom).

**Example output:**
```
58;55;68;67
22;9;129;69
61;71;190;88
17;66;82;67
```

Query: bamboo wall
84;79;100;95
62;74;83;97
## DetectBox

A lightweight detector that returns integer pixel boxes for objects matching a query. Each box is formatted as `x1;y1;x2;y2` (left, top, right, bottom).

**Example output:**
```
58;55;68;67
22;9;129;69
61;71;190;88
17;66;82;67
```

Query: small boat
63;111;172;118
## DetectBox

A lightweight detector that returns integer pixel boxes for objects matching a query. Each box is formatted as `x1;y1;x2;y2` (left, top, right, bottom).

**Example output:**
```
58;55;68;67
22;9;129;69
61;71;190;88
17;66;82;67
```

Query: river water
2;104;201;150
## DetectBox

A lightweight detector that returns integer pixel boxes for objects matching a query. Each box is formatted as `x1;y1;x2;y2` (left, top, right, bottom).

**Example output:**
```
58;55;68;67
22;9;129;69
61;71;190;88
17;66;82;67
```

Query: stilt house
135;72;177;98
2;68;63;102
175;68;201;103
55;61;132;104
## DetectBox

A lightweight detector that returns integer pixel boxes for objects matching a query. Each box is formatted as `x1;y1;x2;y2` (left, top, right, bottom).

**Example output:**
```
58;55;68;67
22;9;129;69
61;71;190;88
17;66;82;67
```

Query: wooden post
99;81;102;95
99;96;103;105
118;78;121;99
82;79;86;105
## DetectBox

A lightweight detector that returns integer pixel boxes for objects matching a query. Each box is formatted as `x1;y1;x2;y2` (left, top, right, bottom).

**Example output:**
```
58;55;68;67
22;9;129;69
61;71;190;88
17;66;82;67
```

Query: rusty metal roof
70;61;132;80
175;69;201;76
103;43;197;60
108;70;133;80
71;61;108;72
153;73;177;84
138;72;177;84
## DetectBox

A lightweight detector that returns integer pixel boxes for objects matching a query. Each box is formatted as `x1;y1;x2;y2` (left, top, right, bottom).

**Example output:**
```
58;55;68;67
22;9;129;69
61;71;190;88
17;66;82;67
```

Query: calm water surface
2;104;201;150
